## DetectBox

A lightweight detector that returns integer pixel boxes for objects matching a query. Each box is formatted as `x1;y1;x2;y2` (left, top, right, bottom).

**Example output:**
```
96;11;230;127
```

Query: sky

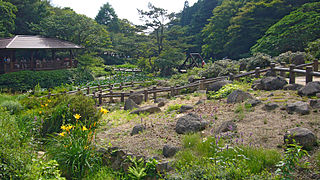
50;0;198;25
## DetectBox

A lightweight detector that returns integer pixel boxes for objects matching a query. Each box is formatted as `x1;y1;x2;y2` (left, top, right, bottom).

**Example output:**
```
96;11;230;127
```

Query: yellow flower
66;125;73;131
74;114;81;120
82;126;88;131
93;122;96;127
48;100;52;103
100;107;108;114
39;111;42;114
84;146;88;150
59;132;65;137
41;104;44;108
61;125;67;130
45;104;48;107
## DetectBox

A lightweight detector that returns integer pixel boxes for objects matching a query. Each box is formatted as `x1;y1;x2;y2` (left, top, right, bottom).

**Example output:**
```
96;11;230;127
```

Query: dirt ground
97;88;320;161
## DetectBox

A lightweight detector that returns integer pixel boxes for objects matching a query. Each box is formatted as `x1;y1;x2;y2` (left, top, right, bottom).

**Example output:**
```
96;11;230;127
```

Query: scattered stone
130;105;161;115
310;99;320;109
206;80;231;92
246;99;262;107
124;98;139;110
284;127;317;150
154;98;167;103
280;106;287;110
156;80;170;87
178;105;194;113
131;124;145;136
252;76;288;91
156;160;174;174
227;90;253;103
298;81;320;96
128;94;144;105
163;145;179;158
317;93;320;98
175;113;208;134
283;84;304;91
286;101;310;115
216;120;237;134
291;54;305;65
263;103;279;111
265;70;276;77
195;99;205;105
158;101;165;107
267;93;274;97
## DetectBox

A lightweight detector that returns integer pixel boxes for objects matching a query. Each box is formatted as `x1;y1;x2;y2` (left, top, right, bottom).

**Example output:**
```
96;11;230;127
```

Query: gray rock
129;94;144;105
291;54;305;65
175;113;208;134
284;127;317;150
263;103;279;111
252;76;288;91
178;105;194;113
206;80;231;92
124;98;139;110
265;70;277;77
158;101;165;107
286;101;310;115
310;99;320;109
131;124;145;136
156;80;170;87
154;98;167;103
130;105;161;115
216;120;237;134
156;160;174;174
298;82;320;96
283;84;304;91
246;99;262;107
227;90;253;103
163;145;179;158
188;76;196;83
195;99;205;105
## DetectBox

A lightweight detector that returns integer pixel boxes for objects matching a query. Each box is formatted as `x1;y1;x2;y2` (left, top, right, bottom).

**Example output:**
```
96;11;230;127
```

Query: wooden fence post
170;86;175;97
289;64;296;84
87;87;90;95
270;63;276;76
98;85;101;93
144;90;148;102
229;73;234;81
153;87;157;101
98;93;102;106
175;85;180;95
92;90;96;99
314;60;319;72
306;66;313;84
255;67;260;78
120;82;123;90
109;90;114;103
199;77;205;90
280;62;286;77
131;81;134;87
121;93;125;103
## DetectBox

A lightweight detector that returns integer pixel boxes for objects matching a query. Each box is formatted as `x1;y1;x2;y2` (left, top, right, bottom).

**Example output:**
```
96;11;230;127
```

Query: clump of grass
166;104;183;113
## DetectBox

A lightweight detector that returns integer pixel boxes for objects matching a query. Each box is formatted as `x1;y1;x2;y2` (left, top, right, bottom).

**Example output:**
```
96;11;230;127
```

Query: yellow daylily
61;125;67;130
82;126;88;131
100;107;108;114
41;104;44;108
74;114;81;120
39;111;42;114
59;132;66;137
66;125;73;131
45;104;48;107
48;100;52;103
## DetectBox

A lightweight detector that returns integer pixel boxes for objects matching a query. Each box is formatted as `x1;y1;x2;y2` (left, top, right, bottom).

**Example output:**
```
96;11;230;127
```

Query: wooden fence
44;59;319;106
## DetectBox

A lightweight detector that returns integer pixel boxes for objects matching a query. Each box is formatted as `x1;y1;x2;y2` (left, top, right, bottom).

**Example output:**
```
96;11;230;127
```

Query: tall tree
95;3;120;32
0;1;17;37
5;0;50;34
138;3;171;56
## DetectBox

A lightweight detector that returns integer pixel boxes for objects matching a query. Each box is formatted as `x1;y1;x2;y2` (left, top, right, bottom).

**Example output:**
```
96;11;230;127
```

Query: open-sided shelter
0;35;82;74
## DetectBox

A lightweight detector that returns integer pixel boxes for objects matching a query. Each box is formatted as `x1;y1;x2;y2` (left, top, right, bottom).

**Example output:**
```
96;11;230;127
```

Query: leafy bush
199;59;238;78
166;104;183;113
26;159;65;180
238;53;272;71
46;119;101;179
1;100;23;114
273;51;313;65
306;39;320;59
207;83;244;99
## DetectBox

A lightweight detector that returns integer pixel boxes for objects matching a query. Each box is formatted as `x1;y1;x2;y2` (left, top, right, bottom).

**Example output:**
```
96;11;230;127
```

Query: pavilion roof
0;35;82;49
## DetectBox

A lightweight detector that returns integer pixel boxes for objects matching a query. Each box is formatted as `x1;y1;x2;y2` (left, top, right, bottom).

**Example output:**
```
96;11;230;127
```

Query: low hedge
0;70;73;92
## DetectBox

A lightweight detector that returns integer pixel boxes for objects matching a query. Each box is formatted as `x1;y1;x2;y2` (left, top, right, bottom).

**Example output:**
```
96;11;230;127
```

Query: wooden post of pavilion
30;50;34;70
9;50;14;72
69;50;73;68
52;50;56;68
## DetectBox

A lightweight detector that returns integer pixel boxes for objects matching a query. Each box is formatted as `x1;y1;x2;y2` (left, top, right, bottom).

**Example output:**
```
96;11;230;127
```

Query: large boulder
124;98;139;110
175;113;208;134
130;105;161;115
216;120;237;134
284;127;317;150
291;54;305;65
163;145;179;158
246;99;262;107
206;80;231;92
252;76;288;91
310;99;320;109
128;94;144;105
263;103;279;111
298;82;320;96
283;84;304;91
131;124;145;136
286;101;310;115
227;90;253;103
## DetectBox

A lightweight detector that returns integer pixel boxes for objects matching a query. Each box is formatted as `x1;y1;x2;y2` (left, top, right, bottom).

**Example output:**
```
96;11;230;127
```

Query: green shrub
166;104;183;113
199;60;238;79
207;83;242;99
1;100;23;114
46;120;101;179
238;53;272;71
25;159;65;180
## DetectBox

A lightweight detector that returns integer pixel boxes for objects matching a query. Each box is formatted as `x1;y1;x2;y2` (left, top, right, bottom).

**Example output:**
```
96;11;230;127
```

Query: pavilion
0;35;82;74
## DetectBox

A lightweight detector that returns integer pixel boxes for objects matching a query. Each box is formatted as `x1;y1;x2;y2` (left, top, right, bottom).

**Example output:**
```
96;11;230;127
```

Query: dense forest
1;0;320;76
